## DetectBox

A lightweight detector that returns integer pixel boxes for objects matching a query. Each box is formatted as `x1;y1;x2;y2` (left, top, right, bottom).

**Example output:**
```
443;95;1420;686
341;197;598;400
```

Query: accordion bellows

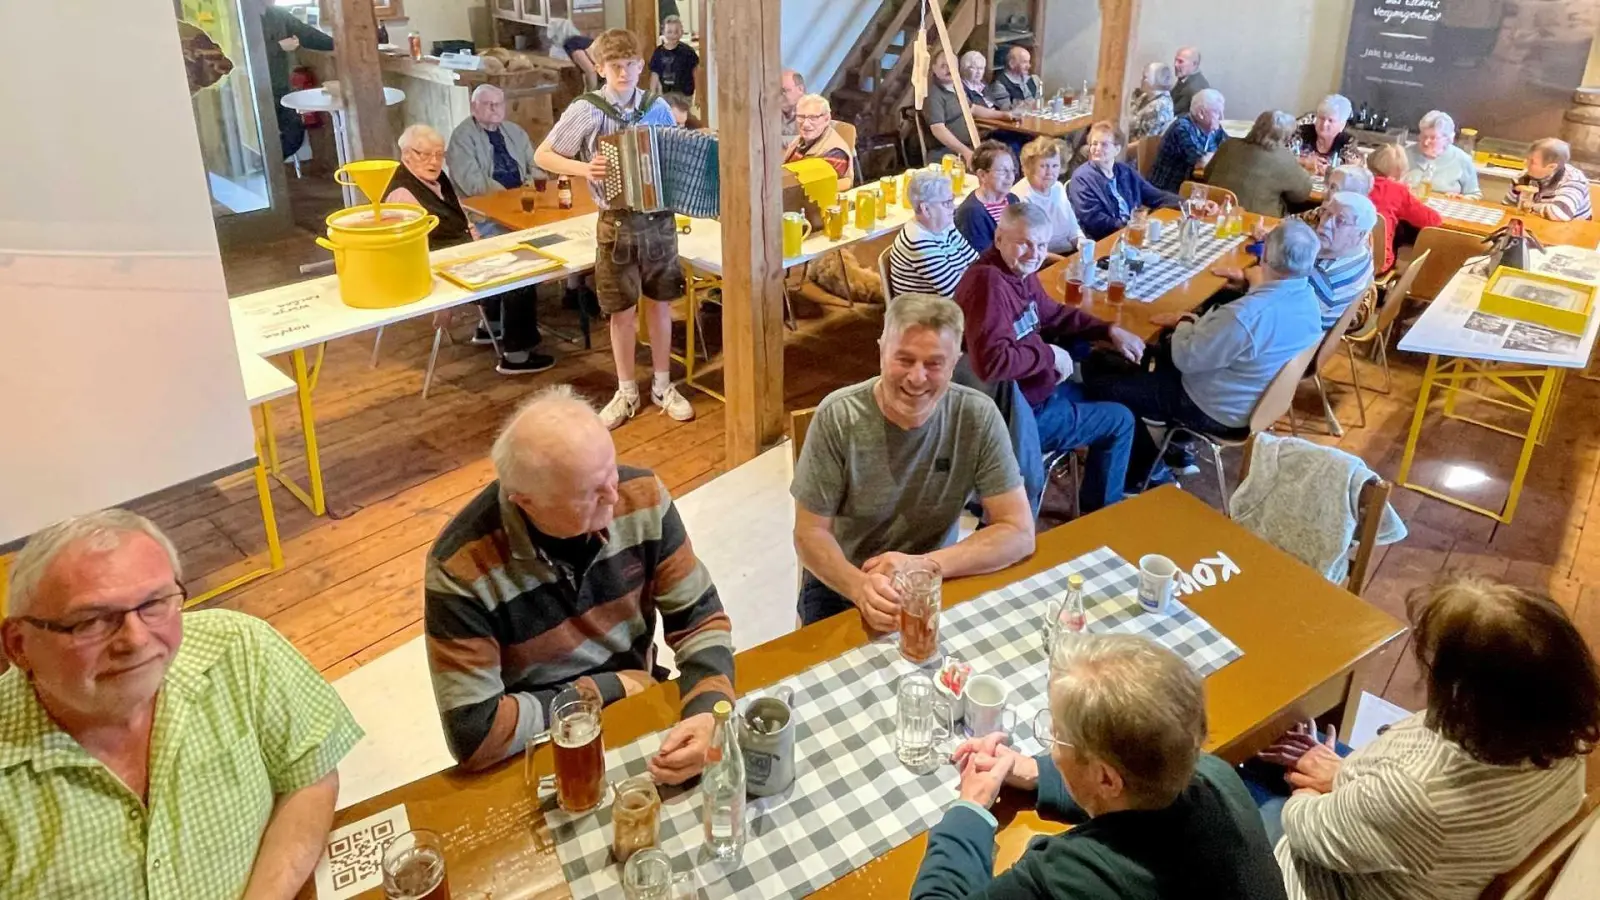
599;127;721;220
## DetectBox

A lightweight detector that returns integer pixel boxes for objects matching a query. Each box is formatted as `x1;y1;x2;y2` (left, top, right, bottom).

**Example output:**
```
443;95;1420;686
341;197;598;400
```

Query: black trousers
1083;343;1242;483
480;288;542;354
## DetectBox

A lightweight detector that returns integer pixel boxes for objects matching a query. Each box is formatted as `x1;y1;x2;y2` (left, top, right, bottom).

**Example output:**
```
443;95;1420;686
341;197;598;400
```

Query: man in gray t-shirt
792;294;1033;630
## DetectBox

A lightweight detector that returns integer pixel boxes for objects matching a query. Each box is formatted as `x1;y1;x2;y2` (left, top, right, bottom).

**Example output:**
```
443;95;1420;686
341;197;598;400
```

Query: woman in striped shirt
887;169;980;298
1266;574;1600;900
1512;138;1594;222
954;141;1020;253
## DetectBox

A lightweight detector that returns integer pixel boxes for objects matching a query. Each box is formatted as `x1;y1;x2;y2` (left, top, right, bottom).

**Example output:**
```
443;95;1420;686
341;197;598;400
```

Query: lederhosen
581;90;686;313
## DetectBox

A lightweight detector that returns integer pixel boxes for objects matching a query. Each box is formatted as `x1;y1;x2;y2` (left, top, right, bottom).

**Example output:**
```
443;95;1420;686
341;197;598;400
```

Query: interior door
178;0;292;242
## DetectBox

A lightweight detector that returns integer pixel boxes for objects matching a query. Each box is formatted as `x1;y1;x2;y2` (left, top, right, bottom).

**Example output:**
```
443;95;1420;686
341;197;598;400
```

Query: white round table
281;86;407;206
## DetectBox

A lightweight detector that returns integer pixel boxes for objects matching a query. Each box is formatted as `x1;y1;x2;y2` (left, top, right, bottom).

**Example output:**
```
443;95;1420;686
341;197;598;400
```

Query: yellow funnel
334;159;401;207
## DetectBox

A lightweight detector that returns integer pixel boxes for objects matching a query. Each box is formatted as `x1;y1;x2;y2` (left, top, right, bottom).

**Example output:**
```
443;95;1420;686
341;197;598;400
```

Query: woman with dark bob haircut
1267;573;1600;900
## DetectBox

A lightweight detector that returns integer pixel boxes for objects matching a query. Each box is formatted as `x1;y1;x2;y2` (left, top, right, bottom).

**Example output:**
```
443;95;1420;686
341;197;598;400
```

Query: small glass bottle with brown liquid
557;176;574;210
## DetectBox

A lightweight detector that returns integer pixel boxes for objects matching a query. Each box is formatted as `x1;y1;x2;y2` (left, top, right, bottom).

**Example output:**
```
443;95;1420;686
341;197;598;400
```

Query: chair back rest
1180;179;1239;209
1370;215;1390;274
1312;285;1368;373
878;246;894;304
1406;226;1484;303
1347;476;1391;595
790;407;818;468
1250;342;1321;434
1377;248;1431;334
1480;798;1600;900
830;121;861;186
1136;134;1163;178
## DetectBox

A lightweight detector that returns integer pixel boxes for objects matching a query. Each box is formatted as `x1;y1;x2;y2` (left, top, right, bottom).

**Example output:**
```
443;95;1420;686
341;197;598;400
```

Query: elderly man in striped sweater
424;386;735;781
1512;138;1594;222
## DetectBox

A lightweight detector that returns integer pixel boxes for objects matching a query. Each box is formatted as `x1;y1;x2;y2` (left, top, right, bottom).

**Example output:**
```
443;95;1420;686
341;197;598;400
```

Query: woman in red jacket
1367;143;1442;274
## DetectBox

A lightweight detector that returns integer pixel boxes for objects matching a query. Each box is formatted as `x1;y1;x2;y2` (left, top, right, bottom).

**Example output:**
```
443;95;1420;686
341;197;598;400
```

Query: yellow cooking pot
317;203;439;309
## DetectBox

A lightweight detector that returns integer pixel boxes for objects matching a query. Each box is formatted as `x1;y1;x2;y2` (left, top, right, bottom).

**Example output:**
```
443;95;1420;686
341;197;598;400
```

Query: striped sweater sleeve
1279;759;1439;874
1533;168;1591;222
888;229;977;298
648;479;736;719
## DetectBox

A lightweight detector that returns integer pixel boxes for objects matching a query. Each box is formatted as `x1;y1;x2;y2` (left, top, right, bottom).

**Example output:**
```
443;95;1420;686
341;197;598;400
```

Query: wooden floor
132;224;1600;797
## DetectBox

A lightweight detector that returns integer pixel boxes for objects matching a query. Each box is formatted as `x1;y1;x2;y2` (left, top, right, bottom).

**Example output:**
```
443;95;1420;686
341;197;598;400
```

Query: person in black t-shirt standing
648;15;699;98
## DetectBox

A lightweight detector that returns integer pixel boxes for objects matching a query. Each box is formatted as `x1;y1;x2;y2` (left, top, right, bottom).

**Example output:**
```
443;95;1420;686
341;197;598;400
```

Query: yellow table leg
1500;368;1558;523
1396;354;1439;487
683;268;727;403
267;346;328;516
186;406;287;606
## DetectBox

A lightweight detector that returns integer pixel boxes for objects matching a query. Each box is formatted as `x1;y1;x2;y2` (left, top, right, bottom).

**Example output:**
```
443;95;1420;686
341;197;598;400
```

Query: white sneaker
599;388;640;430
652;383;695;422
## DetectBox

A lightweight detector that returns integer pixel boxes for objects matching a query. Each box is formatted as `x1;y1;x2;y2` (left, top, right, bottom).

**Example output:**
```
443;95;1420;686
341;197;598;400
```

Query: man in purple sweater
955;204;1146;511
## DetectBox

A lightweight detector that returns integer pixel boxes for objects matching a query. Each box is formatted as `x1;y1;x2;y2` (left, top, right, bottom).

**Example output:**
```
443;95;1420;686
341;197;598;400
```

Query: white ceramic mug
963;673;1017;737
1138;554;1178;613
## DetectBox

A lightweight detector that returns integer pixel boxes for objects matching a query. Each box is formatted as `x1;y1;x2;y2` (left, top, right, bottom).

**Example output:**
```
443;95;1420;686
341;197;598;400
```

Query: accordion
598;126;721;220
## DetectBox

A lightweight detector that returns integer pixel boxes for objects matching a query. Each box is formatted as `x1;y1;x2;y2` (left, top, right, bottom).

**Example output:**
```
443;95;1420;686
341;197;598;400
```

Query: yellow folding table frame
258;345;329;517
1396;355;1564;524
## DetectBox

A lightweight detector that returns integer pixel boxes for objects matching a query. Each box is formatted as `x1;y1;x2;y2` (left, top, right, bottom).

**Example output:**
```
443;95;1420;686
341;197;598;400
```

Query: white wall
0;0;254;544
1042;0;1354;122
782;0;877;92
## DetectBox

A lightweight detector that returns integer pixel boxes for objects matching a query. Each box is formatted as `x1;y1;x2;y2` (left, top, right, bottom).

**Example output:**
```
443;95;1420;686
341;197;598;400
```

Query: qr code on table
314;805;410;899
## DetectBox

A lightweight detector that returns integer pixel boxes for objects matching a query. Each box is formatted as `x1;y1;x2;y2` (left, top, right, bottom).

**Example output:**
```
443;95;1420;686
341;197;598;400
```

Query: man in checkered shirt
0;510;363;897
535;28;696;430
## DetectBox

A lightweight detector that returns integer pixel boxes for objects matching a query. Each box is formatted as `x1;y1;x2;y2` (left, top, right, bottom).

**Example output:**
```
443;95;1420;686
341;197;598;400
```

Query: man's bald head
1006;45;1032;77
1174;46;1202;78
492;386;620;537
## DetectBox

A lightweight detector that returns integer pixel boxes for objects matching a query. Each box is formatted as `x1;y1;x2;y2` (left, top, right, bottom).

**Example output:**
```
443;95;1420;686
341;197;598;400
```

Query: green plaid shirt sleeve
0;609;363;899
244;617;365;794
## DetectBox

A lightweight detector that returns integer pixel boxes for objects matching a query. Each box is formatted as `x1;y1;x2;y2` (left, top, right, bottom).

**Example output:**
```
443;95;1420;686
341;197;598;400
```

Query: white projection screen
0;0;254;546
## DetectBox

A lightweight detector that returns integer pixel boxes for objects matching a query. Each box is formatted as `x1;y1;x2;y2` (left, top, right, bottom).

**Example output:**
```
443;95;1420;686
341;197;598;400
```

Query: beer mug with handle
893;558;942;666
526;684;609;815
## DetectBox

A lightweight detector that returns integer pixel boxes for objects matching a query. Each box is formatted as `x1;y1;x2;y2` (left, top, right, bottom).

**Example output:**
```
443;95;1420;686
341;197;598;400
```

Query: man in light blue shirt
1085;219;1325;483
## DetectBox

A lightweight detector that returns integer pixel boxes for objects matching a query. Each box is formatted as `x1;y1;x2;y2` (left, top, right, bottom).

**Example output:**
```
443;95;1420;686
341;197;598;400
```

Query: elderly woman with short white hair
387;124;475;248
887;169;979;298
1009;137;1081;258
1405;110;1481;198
1128;62;1177;141
1294;94;1360;176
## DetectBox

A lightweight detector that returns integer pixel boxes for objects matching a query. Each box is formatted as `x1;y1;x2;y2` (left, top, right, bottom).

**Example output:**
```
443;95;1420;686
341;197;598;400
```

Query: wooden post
1094;0;1139;128
628;0;659;48
716;0;786;464
328;0;393;160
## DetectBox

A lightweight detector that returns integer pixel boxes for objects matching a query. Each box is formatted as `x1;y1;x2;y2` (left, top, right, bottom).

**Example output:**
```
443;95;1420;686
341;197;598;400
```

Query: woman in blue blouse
1068;121;1183;240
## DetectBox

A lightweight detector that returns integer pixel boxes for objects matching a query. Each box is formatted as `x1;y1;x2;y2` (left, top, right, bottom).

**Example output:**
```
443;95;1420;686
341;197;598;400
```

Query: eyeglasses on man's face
18;587;187;646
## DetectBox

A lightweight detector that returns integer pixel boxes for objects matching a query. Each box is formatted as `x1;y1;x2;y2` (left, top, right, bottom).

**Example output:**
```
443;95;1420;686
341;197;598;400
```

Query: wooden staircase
824;0;983;144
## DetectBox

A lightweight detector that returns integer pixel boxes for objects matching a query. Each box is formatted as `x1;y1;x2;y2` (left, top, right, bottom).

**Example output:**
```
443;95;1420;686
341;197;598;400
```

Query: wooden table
985;109;1094;141
461;184;601;232
305;487;1402;900
1038;209;1270;340
1424;194;1600;249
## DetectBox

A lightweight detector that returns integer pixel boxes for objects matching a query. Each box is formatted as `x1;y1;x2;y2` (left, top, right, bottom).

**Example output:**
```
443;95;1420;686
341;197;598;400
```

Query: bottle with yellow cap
700;700;746;868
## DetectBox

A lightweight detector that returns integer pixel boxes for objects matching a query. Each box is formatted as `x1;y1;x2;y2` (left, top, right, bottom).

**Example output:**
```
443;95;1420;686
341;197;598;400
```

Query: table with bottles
1041;206;1271;341
299;488;1402;900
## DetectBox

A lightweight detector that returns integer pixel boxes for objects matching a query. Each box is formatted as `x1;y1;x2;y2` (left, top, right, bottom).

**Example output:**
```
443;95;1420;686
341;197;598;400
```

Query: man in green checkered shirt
0;510;364;898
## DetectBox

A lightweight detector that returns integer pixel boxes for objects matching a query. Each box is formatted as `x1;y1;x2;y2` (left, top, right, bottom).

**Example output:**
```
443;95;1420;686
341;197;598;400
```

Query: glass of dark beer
550;687;606;813
893;558;942;665
381;829;450;900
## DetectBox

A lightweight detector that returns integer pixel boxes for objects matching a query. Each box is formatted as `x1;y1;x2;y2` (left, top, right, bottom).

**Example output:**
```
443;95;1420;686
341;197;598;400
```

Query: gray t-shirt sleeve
926;88;968;145
969;396;1024;499
790;404;847;518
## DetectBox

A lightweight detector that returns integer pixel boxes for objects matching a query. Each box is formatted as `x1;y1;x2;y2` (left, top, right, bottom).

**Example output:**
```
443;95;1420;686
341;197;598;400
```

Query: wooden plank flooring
44;236;1600;796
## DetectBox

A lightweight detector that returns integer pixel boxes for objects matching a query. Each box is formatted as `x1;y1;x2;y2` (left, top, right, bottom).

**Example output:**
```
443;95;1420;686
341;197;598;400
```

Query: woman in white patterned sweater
1267;574;1600;900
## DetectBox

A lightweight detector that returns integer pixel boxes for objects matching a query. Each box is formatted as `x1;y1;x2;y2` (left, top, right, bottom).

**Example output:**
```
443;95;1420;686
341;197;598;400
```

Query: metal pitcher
740;686;796;798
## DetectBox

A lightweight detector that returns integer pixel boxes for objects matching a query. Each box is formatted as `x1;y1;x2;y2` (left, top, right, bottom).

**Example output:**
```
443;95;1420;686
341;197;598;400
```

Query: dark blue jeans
1031;381;1136;513
797;572;854;626
1239;736;1354;846
1084;345;1243;485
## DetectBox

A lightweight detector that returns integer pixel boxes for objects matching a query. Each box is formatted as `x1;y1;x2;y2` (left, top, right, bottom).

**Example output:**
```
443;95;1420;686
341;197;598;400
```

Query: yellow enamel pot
317;203;438;309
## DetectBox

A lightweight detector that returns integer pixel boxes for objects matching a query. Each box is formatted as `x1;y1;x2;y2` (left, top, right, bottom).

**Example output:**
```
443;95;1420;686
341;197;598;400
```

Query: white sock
617;380;639;399
652;371;672;394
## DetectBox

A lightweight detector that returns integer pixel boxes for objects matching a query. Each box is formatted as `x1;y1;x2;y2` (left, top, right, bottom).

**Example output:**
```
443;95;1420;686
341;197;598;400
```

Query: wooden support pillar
1094;0;1139;128
329;0;393;160
628;0;659;48
715;0;786;464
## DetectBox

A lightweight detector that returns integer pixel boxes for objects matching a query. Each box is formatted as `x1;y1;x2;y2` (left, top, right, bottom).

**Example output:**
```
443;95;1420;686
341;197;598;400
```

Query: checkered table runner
1121;224;1245;302
1026;103;1092;122
1426;196;1505;227
544;547;1243;899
